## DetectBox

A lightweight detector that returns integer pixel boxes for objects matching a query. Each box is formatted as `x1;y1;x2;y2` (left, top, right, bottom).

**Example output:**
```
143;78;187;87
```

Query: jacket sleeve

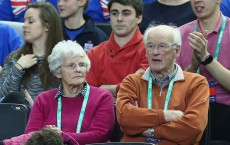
154;76;209;144
116;74;166;135
138;48;149;70
86;49;99;86
25;95;46;133
61;132;79;145
61;92;115;145
0;56;25;97
8;26;24;52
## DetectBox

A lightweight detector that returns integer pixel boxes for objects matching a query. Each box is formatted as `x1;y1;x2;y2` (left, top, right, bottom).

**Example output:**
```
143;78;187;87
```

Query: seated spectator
86;0;148;98
0;23;24;66
0;2;63;101
84;0;155;23
59;0;108;52
24;128;65;145
0;40;114;145
139;0;196;34
116;24;209;144
177;0;230;142
221;0;230;17
0;0;58;22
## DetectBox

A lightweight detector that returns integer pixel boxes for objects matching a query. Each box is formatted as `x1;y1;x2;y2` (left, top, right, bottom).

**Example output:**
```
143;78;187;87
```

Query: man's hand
164;110;184;122
142;128;152;137
188;31;209;62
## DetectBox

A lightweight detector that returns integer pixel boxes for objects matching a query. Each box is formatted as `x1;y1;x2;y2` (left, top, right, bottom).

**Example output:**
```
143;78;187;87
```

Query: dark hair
108;0;143;17
25;128;64;145
10;2;63;89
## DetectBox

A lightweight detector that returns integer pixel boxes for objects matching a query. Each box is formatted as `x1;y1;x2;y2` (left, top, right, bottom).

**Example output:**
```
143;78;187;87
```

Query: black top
139;0;196;33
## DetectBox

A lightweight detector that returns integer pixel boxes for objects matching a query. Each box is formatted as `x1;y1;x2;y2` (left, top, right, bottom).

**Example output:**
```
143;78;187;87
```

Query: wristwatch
201;54;213;65
150;128;155;138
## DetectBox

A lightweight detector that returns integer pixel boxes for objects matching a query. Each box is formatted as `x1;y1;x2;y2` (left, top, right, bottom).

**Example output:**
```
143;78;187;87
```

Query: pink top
177;14;230;105
25;86;115;145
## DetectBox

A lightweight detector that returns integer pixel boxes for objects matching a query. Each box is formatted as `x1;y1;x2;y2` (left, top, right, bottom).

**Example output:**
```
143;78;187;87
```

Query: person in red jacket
86;0;148;99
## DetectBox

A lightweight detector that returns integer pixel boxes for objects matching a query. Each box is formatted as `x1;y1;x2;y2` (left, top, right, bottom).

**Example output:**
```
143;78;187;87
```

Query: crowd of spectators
0;0;230;144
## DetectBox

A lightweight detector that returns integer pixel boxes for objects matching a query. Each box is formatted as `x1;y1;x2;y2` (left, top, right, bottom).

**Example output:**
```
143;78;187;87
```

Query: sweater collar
108;27;143;50
55;82;87;99
142;64;185;82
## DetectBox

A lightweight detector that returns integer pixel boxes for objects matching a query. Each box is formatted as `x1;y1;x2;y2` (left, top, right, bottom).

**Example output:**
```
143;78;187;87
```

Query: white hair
143;24;182;47
48;40;91;74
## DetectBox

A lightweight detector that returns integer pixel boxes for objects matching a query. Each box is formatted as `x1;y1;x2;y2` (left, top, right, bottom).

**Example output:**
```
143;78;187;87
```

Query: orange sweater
116;65;209;145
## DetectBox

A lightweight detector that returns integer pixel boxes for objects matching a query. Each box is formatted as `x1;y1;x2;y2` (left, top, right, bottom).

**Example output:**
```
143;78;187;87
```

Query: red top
87;27;149;87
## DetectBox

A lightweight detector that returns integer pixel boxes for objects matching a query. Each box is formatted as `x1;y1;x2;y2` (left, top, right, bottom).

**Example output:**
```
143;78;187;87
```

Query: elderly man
116;24;209;145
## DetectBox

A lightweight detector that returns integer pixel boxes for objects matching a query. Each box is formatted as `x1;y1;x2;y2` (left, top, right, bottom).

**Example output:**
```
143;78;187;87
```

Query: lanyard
147;75;175;111
194;16;227;73
57;84;90;133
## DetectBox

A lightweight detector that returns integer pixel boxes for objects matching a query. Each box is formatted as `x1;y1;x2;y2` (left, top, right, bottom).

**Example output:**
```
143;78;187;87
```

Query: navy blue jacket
62;15;108;52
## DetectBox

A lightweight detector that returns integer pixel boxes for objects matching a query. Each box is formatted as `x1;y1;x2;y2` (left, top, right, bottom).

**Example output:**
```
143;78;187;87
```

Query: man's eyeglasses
61;62;86;70
146;43;177;52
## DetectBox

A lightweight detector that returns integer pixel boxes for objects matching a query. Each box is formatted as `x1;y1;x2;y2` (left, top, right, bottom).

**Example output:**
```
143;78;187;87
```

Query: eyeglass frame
61;62;87;70
145;42;178;52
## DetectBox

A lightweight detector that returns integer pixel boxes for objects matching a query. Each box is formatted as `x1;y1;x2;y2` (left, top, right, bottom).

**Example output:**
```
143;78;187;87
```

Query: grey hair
143;23;182;47
48;40;91;74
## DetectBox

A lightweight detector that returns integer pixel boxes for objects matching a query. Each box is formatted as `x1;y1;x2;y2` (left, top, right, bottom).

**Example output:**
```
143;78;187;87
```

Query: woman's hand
24;89;34;107
45;125;61;134
15;54;38;70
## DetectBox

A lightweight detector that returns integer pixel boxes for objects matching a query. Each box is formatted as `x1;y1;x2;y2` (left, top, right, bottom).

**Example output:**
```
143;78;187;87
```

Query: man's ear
217;0;222;4
136;15;143;25
78;0;87;7
175;45;181;57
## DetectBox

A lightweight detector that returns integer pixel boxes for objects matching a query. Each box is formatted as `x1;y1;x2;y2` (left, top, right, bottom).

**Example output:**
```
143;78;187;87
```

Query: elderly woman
1;40;115;145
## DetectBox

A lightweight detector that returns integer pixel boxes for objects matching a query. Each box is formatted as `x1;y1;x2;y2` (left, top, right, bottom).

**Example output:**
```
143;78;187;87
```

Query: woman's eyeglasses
61;62;86;70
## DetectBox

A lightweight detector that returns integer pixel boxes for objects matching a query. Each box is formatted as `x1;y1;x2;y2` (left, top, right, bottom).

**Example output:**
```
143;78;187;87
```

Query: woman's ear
44;23;49;32
54;72;62;79
54;69;62;79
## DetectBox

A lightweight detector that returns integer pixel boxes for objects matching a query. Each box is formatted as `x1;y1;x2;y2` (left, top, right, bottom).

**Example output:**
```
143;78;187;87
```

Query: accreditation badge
209;81;216;103
146;137;161;143
84;41;93;52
